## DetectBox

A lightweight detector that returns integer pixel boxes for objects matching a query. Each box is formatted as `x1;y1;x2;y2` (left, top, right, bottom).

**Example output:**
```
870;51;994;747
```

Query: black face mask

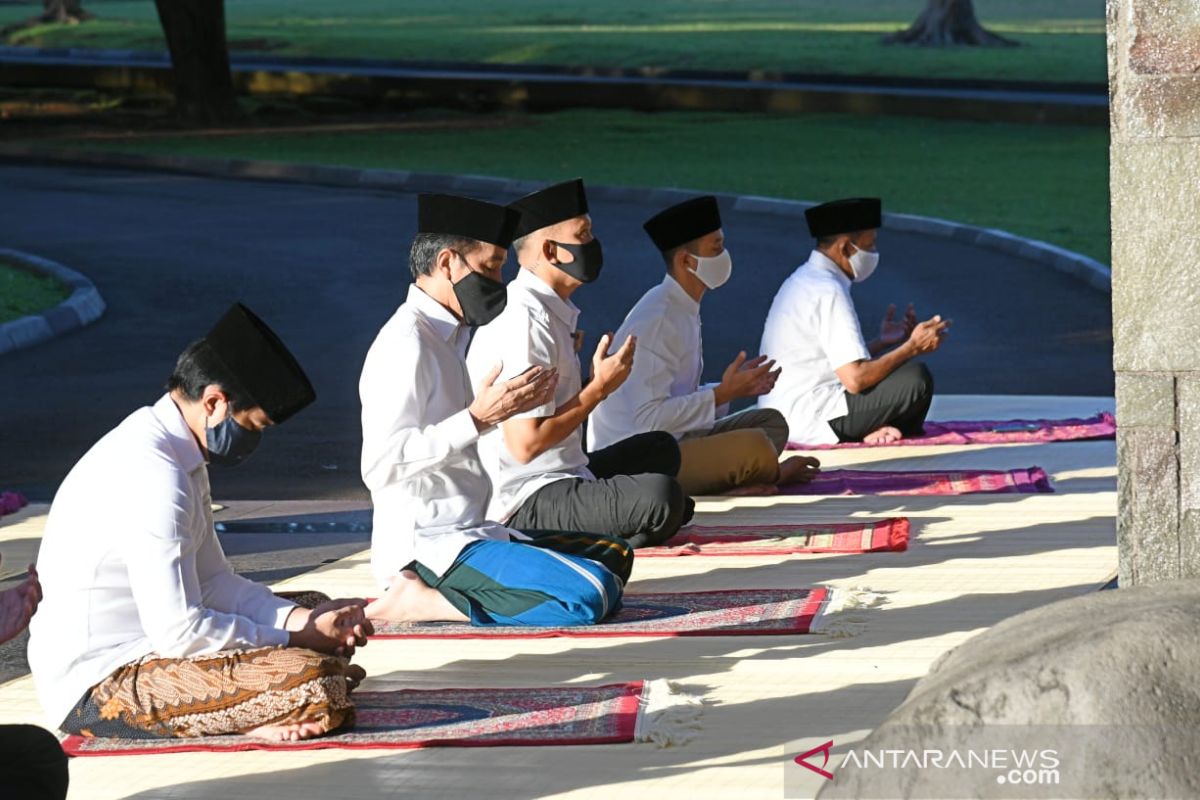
206;413;262;467
549;238;604;283
452;268;508;327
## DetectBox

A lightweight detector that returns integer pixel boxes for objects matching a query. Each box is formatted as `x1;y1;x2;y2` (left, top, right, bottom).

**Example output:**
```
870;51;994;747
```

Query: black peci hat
417;193;521;249
509;179;589;239
643;196;722;252
804;198;883;238
202;303;316;424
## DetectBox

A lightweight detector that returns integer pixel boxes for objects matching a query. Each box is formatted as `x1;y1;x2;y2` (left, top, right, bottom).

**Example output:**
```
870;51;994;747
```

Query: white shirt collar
516;267;581;329
150;393;205;473
408;283;464;344
662;273;701;315
807;249;853;290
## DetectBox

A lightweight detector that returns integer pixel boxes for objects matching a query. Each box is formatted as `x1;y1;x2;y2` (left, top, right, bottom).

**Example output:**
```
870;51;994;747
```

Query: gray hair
409;233;482;280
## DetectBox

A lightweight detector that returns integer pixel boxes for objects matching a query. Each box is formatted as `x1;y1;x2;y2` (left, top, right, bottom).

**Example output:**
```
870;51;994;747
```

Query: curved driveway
0;163;1113;500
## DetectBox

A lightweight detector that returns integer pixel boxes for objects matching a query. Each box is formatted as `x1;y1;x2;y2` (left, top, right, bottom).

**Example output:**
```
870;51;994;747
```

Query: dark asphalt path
0;163;1113;501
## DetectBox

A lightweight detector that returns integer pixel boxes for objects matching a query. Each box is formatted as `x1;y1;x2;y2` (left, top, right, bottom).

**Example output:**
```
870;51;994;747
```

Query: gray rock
817;580;1200;799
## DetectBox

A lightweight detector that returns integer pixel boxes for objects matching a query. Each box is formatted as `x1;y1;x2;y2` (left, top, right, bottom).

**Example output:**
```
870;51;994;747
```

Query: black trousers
828;361;934;443
0;724;69;800
507;432;690;549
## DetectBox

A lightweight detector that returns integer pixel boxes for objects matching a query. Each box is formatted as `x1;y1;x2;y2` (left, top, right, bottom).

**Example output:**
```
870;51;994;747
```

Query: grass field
51;108;1109;262
0;264;69;323
0;0;1107;84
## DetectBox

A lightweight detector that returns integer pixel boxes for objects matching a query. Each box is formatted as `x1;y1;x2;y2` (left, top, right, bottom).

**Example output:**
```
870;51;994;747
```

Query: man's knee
753;408;790;452
638;431;681;476
632;473;686;544
900;361;934;399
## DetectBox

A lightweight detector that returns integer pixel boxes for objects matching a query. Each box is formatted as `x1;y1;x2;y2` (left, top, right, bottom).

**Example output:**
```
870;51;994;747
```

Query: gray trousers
505;431;689;549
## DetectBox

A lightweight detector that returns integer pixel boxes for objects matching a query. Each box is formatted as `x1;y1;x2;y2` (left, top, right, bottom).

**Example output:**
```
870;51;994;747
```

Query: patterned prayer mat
61;682;645;755
371;587;831;639
787;412;1116;450
780;467;1052;496
641;518;910;556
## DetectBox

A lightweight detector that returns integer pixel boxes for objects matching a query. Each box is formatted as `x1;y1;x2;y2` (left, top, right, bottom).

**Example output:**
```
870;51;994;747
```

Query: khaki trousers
676;408;790;495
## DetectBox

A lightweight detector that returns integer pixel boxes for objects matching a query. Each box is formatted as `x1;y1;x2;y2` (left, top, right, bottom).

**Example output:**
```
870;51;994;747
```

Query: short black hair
166;339;254;411
409;233;483;280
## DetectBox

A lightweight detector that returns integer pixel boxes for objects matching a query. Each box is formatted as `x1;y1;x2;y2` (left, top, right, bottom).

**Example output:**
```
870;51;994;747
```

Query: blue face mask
205;411;262;467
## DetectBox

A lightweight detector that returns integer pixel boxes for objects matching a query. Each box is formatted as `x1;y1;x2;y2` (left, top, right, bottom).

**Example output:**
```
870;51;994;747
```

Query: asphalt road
0;163;1114;501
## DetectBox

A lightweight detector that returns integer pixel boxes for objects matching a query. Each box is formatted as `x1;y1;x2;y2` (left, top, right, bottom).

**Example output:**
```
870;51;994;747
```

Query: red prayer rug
786;412;1115;450
641;518;910;556
370;587;831;639
62;681;689;755
780;467;1052;496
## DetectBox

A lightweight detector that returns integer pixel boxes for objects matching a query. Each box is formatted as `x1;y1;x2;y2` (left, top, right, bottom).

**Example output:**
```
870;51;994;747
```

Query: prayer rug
641;518;910;556
62;681;694;754
370;587;832;639
780;467;1052;496
786;412;1115;450
0;491;28;517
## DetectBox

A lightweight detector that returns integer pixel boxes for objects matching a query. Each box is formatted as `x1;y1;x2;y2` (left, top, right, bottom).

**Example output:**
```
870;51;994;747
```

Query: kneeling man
759;198;949;445
360;192;632;627
589;195;819;495
30;304;371;743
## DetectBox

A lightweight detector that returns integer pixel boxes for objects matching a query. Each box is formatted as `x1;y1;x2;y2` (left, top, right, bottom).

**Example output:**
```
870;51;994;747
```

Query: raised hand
0;559;41;645
469;362;559;430
713;351;780;407
879;303;915;346
591;333;637;398
908;315;950;355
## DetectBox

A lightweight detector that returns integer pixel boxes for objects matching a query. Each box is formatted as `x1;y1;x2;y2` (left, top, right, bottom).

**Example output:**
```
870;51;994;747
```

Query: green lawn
53;108;1110;262
0;264;69;323
0;0;1107;84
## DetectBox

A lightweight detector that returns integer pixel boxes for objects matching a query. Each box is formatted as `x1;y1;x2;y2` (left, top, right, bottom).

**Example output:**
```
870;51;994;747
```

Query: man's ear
200;386;227;419
542;237;559;264
434;248;456;279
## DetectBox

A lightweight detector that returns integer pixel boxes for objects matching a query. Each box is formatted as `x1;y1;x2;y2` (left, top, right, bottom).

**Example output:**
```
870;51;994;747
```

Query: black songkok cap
804;198;883;238
643;196;722;252
509;179;589;239
417;193;521;249
202;303;316;424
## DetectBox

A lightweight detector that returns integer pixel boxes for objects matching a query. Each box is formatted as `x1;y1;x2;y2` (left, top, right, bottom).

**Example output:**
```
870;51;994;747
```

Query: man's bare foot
863;426;902;445
245;718;329;742
364;570;469;624
777;455;821;485
726;482;780;497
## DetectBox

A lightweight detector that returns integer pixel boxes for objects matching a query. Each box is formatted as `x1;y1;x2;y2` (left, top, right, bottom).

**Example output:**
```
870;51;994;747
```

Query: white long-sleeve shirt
360;284;514;587
757;250;871;445
28;393;296;727
588;275;718;451
465;268;593;522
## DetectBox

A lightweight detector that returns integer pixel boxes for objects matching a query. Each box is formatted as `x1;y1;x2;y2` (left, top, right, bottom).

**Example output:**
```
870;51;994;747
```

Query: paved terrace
0;394;1116;800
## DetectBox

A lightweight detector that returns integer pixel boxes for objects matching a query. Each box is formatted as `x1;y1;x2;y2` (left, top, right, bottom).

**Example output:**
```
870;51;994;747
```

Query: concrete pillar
1109;1;1200;584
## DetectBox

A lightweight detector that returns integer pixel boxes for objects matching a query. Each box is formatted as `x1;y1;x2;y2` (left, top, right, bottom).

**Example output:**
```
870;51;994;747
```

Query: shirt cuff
257;624;291;649
269;597;300;630
442;407;481;447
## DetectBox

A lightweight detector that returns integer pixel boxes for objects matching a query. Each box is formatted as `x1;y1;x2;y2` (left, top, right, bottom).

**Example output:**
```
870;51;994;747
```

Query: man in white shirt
758;198;949;445
589;195;821;495
29;304;371;744
466;179;691;548
360;192;633;627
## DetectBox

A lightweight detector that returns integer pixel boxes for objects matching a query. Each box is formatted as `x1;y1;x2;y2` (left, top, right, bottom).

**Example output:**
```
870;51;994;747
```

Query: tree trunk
153;0;239;124
41;0;91;24
883;0;1017;47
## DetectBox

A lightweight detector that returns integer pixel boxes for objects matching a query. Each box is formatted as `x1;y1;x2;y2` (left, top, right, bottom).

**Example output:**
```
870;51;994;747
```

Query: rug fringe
809;587;888;638
634;680;704;747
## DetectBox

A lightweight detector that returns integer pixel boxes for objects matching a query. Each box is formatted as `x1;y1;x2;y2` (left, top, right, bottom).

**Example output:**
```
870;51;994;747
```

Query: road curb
0;247;106;356
0;145;1110;295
